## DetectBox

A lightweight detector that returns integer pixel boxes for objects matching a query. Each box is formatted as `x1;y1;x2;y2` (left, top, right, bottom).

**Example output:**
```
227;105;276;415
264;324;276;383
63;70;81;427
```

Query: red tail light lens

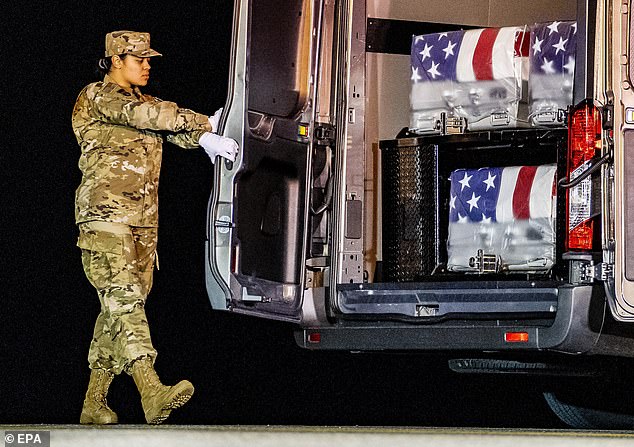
566;102;601;250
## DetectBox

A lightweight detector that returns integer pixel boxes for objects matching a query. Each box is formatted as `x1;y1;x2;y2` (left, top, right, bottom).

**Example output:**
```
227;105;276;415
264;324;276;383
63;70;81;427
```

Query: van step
448;358;601;376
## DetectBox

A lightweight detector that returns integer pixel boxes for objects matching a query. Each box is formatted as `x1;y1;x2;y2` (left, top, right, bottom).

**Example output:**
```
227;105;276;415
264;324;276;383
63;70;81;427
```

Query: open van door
205;0;334;321
605;0;634;320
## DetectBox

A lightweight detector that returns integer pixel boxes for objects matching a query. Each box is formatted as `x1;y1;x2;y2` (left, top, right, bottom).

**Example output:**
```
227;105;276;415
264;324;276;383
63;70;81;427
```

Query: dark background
0;0;595;428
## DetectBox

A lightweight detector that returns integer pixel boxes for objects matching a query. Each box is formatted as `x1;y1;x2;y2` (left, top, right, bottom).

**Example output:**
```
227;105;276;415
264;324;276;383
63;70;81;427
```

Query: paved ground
3;425;634;447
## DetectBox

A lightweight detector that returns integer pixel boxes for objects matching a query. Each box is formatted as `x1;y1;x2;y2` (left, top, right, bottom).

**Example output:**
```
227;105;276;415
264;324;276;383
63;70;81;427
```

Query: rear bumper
295;285;604;353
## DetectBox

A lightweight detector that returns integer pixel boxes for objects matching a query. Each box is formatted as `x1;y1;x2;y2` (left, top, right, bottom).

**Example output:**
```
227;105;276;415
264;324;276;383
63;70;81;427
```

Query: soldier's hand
199;132;238;164
208;108;223;133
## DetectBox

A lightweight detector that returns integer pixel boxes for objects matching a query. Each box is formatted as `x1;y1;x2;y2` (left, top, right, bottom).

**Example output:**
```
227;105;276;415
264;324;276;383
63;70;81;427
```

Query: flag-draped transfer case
447;164;557;272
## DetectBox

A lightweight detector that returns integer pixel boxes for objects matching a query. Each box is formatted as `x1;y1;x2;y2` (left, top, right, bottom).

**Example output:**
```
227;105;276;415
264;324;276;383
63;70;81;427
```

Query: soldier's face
115;55;151;88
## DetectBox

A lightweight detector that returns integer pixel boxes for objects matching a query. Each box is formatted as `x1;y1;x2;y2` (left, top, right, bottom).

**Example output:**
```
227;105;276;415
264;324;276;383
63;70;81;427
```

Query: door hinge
588;262;613;282
577;262;613;283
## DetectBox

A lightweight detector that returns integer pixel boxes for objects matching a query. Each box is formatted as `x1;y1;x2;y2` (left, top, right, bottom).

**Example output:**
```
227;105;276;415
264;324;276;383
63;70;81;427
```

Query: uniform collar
103;74;144;99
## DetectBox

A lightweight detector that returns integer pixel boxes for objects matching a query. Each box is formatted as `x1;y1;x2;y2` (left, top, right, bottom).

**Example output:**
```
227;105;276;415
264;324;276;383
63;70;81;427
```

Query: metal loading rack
379;128;568;282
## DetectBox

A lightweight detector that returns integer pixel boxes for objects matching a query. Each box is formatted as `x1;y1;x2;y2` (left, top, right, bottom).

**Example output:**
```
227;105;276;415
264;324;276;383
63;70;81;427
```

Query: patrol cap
105;30;162;58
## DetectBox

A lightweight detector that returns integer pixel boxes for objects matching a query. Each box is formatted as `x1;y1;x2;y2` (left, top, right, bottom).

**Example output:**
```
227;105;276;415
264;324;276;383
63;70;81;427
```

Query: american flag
448;164;557;224
411;27;528;84
530;21;577;76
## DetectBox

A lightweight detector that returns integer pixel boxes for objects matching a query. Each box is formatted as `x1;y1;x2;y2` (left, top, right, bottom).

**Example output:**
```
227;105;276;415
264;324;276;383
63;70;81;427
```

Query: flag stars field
450;194;457;211
411;66;422;82
547;20;561;35
530;20;577;76
443;41;457;59
419;43;433;62
483;172;497;191
467;192;481;211
458;172;473;191
427;61;441;79
532;36;543;54
541;58;556;74
552;36;568;54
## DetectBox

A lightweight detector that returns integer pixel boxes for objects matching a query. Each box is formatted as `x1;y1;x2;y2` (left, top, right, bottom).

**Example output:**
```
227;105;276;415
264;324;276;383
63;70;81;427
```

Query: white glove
208;108;223;133
199;132;238;164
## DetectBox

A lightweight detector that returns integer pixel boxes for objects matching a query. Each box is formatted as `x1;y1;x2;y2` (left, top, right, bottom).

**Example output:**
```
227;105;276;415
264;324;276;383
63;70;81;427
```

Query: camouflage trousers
78;221;159;375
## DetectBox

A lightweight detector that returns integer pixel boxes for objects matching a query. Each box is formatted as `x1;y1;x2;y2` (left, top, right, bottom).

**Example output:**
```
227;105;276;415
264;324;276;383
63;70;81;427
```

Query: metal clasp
442;113;466;134
469;249;502;274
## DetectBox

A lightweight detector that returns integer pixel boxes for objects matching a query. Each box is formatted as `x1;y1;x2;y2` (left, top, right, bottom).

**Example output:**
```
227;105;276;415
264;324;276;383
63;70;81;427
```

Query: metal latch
314;124;335;143
469;249;502;274
583;262;613;283
491;111;510;126
214;216;233;234
534;109;567;125
442;113;466;134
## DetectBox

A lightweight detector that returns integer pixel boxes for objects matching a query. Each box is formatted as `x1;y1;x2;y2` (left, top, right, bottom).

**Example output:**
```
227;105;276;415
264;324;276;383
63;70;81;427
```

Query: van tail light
307;332;321;344
566;101;601;251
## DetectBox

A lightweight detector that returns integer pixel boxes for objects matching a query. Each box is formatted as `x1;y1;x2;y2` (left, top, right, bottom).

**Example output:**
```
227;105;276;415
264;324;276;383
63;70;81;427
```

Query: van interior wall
363;0;577;280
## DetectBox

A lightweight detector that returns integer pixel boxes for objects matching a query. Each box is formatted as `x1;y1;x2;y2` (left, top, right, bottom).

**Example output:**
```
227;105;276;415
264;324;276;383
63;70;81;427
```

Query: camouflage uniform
73;73;208;226
78;221;158;374
73;45;209;374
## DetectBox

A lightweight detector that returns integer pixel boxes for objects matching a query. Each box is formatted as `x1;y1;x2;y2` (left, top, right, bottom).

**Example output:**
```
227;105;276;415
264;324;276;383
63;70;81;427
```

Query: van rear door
205;0;329;321
605;0;634;320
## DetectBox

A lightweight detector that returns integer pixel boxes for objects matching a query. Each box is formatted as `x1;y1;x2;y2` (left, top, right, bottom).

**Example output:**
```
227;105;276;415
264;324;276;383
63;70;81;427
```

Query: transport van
205;0;634;427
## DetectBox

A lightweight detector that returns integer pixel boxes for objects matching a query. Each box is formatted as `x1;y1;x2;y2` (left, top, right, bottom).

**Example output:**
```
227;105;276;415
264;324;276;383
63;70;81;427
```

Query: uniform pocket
77;229;124;254
78;228;136;291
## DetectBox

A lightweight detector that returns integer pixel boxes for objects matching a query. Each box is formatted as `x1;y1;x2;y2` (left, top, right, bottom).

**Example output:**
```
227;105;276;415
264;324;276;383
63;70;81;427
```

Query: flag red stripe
514;30;529;57
513;166;538;219
472;28;499;80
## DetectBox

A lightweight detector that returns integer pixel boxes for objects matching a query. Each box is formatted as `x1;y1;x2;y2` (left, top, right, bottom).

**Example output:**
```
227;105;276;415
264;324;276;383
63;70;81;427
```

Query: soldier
72;30;237;425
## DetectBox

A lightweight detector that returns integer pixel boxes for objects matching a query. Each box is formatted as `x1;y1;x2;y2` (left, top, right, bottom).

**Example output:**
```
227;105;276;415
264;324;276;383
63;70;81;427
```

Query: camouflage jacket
72;74;209;227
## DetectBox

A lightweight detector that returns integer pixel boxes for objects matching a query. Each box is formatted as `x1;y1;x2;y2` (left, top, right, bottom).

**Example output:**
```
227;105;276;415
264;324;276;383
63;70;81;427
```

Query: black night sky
0;0;593;427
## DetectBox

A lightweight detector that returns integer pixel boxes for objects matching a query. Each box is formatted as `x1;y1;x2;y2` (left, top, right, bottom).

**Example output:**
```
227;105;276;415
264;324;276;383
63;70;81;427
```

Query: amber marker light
504;332;529;343
298;124;309;137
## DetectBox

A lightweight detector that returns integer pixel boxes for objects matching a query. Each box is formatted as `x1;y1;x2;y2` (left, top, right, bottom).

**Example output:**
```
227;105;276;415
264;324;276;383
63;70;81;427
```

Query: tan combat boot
129;357;194;424
80;369;118;424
